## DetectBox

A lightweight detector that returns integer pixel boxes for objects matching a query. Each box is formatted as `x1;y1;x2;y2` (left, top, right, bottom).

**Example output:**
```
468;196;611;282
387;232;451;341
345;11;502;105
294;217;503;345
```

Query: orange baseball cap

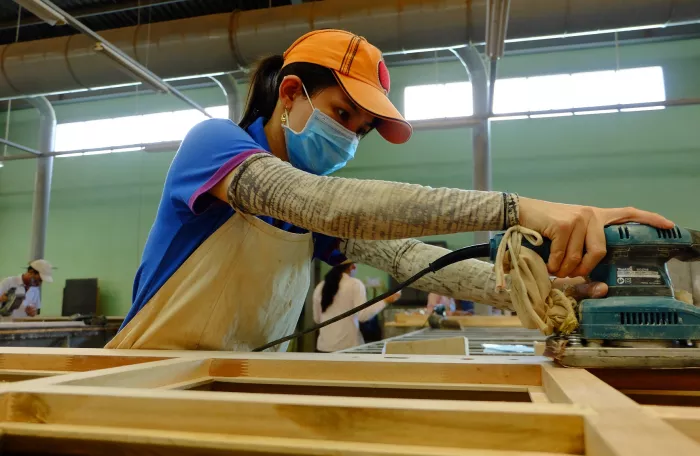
282;29;412;145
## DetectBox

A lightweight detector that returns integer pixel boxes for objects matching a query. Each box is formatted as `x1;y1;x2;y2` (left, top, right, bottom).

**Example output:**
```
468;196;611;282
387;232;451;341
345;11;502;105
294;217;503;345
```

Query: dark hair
320;263;353;312
239;55;338;130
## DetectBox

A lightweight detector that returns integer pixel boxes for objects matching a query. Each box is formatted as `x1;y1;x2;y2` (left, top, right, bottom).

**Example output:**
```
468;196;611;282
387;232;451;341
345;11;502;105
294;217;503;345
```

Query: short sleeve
24;288;40;308
312;233;347;266
0;278;15;296
167;119;268;215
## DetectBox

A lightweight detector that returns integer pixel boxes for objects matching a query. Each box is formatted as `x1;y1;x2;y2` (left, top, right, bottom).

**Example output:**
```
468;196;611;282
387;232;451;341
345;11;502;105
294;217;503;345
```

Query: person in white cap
0;259;53;318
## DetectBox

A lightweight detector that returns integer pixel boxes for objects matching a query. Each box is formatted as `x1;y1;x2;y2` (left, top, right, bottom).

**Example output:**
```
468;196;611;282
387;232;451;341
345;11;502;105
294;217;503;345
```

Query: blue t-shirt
122;117;346;328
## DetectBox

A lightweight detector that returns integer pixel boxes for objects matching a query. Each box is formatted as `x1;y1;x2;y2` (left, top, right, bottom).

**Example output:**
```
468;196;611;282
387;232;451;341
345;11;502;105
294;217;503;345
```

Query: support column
452;47;495;315
212;74;242;123
27;97;56;262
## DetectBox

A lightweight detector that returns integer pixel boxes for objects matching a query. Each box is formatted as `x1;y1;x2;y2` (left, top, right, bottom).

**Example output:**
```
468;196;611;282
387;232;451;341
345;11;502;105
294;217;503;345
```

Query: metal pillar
211;74;242;123
27;96;55;262
452;47;492;245
452;47;495;315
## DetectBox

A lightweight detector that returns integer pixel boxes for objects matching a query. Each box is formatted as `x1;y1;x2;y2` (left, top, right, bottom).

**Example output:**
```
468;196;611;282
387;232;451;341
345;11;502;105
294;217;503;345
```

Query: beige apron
106;212;313;351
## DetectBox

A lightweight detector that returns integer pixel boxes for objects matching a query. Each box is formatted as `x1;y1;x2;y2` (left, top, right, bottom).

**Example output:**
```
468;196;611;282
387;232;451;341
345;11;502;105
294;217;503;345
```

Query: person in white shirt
313;262;400;352
0;259;54;318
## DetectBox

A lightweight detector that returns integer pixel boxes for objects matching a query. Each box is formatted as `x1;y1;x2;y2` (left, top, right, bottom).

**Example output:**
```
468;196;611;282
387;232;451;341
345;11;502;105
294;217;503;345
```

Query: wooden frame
0;347;696;455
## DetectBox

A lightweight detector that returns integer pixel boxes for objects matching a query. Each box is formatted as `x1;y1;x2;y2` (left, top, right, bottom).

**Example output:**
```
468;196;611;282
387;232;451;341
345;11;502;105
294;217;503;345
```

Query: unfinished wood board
384;336;469;355
645;406;700;444
0;349;167;372
542;364;700;456
191;378;531;402
4;386;586;454
208;356;542;386
0;348;695;455
0;423;572;456
621;389;700;407
452;316;523;328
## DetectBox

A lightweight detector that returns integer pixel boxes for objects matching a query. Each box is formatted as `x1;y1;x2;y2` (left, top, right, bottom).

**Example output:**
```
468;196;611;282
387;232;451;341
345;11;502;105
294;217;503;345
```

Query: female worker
313;263;400;352
106;29;673;351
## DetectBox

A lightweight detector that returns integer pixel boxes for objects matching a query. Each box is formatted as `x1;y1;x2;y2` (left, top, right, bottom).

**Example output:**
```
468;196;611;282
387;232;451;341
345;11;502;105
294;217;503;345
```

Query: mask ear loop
301;83;315;110
282;83;314;128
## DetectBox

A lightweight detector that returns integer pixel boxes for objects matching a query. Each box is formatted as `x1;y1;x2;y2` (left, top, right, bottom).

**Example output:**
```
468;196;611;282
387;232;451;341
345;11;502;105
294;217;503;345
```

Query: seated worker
313;262;400;352
427;293;456;314
0;260;53;318
106;29;673;351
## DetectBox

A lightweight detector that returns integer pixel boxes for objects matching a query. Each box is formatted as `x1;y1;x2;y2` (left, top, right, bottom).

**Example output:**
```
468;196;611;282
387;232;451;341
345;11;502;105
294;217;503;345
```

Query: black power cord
252;242;491;352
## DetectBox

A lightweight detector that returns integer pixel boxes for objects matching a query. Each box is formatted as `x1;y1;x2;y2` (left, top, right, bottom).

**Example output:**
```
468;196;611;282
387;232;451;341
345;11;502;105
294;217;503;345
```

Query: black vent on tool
618;226;630;239
620;312;679;325
656;226;682;239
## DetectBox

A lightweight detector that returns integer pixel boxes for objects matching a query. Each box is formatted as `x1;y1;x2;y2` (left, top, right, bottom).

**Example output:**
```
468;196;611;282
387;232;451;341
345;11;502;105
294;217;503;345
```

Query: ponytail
239;55;285;130
320;264;353;312
239;56;338;130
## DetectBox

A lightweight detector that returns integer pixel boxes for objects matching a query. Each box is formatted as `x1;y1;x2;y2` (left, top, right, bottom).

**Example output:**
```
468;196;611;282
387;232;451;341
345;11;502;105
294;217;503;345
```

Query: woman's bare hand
519;197;674;278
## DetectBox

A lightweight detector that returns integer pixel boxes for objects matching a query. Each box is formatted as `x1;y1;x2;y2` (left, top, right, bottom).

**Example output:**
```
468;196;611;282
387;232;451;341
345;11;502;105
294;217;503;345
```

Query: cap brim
40;274;53;283
333;72;412;145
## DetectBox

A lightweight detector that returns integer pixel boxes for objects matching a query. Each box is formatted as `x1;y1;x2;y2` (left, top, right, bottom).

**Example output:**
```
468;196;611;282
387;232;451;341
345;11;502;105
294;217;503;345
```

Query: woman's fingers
553;278;608;299
518;197;673;278
556;214;588;278
570;217;607;278
569;282;608;300
602;207;674;229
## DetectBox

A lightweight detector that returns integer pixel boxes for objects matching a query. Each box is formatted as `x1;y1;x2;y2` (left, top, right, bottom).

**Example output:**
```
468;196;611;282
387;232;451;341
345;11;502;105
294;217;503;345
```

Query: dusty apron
105;212;313;351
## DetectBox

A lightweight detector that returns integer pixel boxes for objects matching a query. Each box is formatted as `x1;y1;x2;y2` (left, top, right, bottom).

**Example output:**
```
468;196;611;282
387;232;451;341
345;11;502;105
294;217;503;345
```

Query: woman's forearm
341;238;514;310
227;154;519;240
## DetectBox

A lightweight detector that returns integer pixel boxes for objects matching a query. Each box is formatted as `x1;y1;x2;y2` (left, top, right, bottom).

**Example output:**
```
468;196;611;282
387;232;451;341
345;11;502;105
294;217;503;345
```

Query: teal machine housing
490;224;700;342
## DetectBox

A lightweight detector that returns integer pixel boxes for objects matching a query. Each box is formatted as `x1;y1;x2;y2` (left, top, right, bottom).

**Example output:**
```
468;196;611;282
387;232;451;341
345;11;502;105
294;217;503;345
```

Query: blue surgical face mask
283;85;359;176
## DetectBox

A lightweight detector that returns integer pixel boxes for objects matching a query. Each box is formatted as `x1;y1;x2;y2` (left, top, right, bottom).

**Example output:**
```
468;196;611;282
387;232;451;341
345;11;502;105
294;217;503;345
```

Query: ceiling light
13;0;66;26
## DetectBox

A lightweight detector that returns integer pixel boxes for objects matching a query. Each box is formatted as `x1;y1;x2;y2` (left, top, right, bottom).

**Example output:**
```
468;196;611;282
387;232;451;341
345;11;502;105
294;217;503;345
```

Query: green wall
1;38;699;315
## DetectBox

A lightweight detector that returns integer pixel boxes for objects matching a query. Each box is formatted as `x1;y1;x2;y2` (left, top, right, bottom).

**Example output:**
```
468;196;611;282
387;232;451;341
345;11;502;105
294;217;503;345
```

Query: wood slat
542;364;700;456
644;406;700;444
210;357;542;386
3;386;586;454
0;423;572;456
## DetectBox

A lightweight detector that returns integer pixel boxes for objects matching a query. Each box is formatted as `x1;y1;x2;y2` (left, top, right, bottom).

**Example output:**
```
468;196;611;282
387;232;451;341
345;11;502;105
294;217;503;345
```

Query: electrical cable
252;242;491;352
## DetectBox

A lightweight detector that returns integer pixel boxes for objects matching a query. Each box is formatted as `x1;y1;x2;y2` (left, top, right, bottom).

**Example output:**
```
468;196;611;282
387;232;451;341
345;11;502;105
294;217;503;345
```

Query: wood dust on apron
106;212;312;351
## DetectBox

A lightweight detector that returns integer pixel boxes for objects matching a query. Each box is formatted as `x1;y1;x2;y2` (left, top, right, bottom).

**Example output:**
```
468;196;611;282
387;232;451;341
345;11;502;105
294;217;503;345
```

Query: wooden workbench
0;319;122;348
0;347;696;454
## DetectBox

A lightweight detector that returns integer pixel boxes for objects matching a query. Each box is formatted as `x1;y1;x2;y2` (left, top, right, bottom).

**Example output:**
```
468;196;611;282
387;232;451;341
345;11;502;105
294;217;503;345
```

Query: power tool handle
489;233;554;262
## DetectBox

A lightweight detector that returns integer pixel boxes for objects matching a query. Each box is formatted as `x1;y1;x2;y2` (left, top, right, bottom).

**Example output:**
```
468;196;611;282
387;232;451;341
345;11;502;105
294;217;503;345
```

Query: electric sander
491;223;700;368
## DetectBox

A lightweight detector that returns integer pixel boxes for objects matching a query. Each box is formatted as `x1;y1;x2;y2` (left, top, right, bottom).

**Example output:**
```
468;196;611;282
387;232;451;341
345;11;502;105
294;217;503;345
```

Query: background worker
427;293;456;314
107;29;673;351
313;262;401;352
0;260;53;318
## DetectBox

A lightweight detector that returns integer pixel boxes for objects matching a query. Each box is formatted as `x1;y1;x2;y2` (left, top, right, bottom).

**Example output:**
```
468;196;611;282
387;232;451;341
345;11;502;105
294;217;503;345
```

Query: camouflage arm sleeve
341;238;514;310
227;153;519;240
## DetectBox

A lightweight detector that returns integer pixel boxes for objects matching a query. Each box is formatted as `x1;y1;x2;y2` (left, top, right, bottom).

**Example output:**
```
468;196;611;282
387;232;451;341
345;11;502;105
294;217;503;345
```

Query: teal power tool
490;223;700;368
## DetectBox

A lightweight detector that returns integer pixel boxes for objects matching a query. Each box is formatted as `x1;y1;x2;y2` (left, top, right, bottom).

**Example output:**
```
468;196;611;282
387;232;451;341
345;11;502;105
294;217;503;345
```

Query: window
54;105;229;156
404;66;665;121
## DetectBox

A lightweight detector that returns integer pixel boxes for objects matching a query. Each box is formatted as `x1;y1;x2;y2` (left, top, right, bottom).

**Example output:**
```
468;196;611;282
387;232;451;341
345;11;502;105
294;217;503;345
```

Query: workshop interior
0;1;698;455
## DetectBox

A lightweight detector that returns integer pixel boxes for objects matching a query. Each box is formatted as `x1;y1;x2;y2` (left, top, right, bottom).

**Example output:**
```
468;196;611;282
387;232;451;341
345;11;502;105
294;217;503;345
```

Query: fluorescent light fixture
505;24;668;44
530;112;574;118
90;82;141;91
491;115;528;121
40;88;89;97
14;0;66;26
574;109;619;116
620;106;665;112
82;150;112;156
57;152;84;158
164;73;226;82
110;146;144;153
